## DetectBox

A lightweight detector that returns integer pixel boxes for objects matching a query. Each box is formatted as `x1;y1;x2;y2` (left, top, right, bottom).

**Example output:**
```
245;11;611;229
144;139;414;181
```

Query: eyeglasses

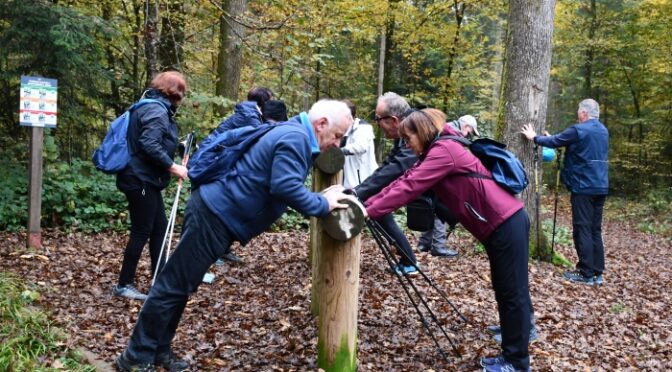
374;115;392;123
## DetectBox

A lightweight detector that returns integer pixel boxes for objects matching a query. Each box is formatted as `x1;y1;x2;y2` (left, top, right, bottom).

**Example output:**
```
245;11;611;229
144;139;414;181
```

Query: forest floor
0;195;670;371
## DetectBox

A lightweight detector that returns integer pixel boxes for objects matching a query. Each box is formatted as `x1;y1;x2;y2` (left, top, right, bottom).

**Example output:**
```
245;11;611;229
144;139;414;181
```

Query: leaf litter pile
1;199;670;371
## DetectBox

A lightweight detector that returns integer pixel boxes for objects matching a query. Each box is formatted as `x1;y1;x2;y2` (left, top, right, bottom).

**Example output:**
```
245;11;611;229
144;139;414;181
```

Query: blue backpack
441;135;529;194
188;124;276;188
92;99;168;174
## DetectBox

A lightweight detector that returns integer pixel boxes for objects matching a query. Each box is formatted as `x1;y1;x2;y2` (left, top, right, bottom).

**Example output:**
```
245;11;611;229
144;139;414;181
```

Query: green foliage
270;209;310;232
0;0;114;161
0;273;95;371
0;152;127;232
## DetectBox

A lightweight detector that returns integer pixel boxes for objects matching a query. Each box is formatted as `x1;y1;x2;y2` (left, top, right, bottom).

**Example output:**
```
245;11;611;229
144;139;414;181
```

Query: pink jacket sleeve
365;143;458;219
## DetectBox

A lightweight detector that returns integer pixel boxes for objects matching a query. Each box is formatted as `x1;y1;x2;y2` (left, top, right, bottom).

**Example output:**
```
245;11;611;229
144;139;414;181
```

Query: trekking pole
372;218;468;324
533;145;541;259
153;132;194;285
366;219;461;359
551;148;563;256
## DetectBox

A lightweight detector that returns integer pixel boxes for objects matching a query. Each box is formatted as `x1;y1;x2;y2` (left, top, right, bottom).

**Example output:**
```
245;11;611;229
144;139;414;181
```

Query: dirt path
1;205;670;371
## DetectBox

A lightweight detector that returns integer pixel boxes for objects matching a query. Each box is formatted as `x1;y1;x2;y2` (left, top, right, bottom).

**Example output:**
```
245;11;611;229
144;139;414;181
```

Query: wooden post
310;147;363;372
310;147;344;315
27;126;44;249
316;228;360;371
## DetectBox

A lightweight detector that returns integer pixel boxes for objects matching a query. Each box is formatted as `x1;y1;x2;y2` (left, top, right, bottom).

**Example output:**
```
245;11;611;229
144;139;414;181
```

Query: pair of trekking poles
363;216;469;360
152;132;195;285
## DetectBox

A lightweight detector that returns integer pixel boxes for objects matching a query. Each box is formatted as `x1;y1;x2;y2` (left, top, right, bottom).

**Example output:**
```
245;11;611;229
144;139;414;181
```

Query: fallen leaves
0;197;671;370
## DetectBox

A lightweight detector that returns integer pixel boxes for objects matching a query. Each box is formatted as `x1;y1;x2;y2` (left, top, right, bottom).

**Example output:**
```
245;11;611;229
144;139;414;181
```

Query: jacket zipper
464;201;487;223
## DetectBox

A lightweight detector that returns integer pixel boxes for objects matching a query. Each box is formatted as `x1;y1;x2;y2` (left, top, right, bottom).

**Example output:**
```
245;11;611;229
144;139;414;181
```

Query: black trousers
375;213;417;266
125;190;231;363
484;208;532;370
118;185;167;286
571;193;606;278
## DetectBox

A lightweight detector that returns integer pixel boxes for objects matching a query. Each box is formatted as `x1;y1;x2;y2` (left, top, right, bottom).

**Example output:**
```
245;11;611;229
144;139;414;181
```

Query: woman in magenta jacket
365;108;533;372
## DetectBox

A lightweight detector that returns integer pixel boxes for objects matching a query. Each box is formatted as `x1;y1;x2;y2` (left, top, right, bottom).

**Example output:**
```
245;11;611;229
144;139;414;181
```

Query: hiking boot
480;355;530;372
116;351;156;372
593;274;604;286
493;326;539;345
221;251;243;264
155;350;188;372
430;246;459;258
563;270;594;286
390;263;419;276
417;243;431;252
113;284;148;301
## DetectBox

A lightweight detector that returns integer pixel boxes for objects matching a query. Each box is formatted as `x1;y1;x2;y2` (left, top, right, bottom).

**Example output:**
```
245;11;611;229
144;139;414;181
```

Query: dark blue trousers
125;190;231;363
484;209;532;370
375;213;417;266
571;193;606;278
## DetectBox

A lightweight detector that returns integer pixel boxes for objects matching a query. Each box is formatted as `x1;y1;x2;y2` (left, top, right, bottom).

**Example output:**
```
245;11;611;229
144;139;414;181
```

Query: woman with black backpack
113;71;188;301
364;108;533;372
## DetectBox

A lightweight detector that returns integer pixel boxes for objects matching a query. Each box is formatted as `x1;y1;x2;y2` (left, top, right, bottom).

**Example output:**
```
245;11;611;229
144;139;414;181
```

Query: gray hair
308;99;352;127
578;98;600;119
378;92;410;118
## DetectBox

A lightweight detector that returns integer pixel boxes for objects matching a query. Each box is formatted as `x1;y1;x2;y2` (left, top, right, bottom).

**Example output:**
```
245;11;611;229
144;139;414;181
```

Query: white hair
578;98;600;119
377;92;410;118
308;99;352;127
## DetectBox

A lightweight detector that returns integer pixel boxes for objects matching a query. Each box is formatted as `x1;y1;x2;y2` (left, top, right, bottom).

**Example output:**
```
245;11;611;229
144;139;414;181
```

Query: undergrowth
0;273;95;371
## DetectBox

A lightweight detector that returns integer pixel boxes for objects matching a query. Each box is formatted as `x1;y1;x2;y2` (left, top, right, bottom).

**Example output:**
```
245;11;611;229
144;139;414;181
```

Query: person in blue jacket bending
521;98;609;286
115;100;354;372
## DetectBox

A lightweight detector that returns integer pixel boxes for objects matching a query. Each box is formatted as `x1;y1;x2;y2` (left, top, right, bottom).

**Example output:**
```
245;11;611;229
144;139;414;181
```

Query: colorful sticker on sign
19;76;58;128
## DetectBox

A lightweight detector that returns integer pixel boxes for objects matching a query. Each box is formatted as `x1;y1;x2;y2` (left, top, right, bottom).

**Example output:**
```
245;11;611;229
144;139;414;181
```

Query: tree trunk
215;0;247;116
102;2;122;115
583;0;597;97
158;0;185;71
144;0;160;86
497;0;556;261
441;0;466;113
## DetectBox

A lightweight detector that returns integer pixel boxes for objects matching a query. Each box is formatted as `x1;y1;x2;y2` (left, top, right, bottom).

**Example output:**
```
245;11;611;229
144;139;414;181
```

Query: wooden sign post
20;76;58;249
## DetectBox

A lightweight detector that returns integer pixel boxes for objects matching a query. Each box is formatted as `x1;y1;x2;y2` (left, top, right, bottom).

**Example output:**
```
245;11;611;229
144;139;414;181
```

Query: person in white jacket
341;100;378;188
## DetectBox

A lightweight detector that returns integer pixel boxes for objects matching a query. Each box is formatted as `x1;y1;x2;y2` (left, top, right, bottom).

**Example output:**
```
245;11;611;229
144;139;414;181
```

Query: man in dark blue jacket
522;98;609;286
115;99;353;372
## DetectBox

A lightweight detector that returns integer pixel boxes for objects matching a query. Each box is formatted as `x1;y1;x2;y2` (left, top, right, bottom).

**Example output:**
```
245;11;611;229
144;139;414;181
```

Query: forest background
0;0;670;234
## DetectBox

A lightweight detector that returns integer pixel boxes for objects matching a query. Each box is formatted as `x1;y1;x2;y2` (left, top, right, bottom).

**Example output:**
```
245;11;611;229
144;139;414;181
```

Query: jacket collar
299;112;320;155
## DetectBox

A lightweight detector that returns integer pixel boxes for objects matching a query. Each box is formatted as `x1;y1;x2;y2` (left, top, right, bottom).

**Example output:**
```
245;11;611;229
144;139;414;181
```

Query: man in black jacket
354;92;453;275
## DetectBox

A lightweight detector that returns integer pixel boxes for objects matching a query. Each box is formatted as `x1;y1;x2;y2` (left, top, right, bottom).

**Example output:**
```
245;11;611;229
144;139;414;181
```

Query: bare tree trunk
102;2;122;115
158;0;185;71
215;0;247;116
497;0;556;261
144;0;160;87
441;0;466;113
584;0;597;97
131;1;143;97
377;31;386;98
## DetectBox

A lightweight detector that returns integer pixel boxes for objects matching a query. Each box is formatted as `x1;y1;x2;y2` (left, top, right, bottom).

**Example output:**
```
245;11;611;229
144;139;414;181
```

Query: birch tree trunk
497;0;556;261
215;0;247;116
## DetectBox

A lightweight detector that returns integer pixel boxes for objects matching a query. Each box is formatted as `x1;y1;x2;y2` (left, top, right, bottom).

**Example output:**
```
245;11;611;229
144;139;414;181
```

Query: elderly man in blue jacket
522;98;609;286
116;99;354;372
